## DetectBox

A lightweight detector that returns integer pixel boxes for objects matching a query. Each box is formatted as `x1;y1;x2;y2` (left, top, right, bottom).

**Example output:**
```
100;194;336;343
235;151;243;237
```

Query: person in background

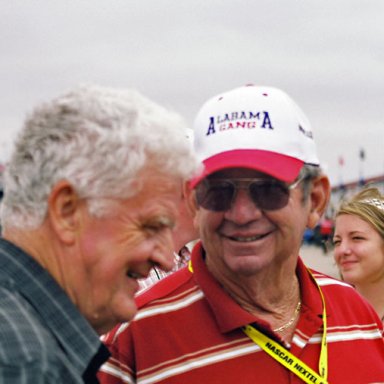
99;85;384;383
0;85;199;383
333;187;384;323
318;215;334;253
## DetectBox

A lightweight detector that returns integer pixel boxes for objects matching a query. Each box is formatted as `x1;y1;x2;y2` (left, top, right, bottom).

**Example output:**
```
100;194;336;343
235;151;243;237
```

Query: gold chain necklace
273;300;302;333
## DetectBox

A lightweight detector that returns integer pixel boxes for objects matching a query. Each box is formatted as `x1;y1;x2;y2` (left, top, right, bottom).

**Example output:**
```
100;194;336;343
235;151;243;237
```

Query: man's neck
206;256;300;319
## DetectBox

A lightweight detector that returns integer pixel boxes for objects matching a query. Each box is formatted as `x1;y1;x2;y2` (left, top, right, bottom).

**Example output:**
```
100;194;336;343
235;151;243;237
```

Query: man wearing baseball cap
99;86;384;383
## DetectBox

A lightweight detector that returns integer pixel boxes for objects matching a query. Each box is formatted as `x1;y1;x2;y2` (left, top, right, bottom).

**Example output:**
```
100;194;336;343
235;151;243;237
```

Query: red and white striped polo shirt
99;242;384;383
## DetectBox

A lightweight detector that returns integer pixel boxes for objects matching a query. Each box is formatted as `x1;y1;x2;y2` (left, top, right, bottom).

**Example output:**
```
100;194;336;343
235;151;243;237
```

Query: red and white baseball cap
190;85;320;187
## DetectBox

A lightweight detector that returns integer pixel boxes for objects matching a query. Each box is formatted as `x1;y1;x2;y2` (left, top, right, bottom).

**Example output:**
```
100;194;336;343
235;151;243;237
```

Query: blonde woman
333;187;384;322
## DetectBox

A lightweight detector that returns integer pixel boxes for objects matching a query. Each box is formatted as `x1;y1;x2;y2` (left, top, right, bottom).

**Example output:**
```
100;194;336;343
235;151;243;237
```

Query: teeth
231;235;264;242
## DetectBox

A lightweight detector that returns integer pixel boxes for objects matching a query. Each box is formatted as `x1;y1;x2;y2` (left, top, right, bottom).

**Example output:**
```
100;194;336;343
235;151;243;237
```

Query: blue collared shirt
0;238;110;383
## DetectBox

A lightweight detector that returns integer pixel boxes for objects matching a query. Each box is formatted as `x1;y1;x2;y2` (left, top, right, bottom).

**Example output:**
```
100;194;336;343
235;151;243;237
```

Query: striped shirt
0;238;110;383
99;242;384;383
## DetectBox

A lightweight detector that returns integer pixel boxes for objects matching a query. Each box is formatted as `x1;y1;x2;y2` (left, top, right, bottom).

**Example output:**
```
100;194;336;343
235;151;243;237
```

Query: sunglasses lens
249;181;289;210
196;181;234;211
196;178;293;212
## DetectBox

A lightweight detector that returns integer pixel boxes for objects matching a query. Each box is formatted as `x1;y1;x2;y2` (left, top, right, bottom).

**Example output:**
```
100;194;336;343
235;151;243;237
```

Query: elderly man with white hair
0;85;199;383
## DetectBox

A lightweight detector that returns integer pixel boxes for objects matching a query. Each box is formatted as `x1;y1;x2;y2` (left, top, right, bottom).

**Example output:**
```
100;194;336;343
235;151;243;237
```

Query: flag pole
359;148;365;186
338;155;345;200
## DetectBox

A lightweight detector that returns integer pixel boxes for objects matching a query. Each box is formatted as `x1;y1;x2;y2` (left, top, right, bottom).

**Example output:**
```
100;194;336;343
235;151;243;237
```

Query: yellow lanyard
188;261;328;383
243;322;327;384
244;270;328;384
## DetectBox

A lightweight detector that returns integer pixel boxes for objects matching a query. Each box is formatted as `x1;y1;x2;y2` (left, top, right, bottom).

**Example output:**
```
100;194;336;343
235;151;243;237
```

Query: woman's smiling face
333;213;384;287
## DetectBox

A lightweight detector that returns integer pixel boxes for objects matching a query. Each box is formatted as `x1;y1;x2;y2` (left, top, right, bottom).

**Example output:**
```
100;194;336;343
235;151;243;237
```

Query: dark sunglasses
195;175;305;212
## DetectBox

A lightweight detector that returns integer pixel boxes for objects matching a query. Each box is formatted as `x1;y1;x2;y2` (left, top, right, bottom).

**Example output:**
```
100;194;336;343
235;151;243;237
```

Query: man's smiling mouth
227;233;269;242
127;271;143;279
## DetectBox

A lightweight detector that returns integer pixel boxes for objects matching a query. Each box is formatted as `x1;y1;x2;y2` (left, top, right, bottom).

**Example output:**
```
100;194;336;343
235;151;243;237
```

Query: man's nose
150;230;176;272
225;188;263;224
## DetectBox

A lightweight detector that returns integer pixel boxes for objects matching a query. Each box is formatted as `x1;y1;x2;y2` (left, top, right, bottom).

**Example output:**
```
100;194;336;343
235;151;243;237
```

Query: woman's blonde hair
336;187;384;239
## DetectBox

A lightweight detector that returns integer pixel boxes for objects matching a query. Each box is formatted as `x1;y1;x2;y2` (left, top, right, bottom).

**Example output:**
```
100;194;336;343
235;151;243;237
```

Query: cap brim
189;149;304;188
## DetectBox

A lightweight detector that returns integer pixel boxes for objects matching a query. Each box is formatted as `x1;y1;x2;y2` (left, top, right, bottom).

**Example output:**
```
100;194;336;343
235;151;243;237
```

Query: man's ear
307;174;331;229
184;182;202;230
47;180;81;244
184;181;199;217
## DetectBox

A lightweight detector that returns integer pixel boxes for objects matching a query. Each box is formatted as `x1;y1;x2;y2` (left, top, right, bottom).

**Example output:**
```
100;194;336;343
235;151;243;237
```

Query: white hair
1;84;200;229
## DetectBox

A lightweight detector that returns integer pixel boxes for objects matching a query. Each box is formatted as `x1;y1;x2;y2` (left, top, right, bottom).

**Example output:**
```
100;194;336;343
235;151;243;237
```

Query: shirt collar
190;242;323;334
